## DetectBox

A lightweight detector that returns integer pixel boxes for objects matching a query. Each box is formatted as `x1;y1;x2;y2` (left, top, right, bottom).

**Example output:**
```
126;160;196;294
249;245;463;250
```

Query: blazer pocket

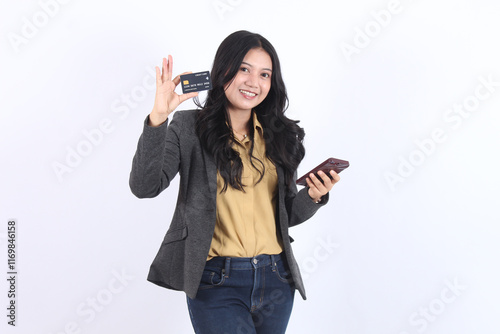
162;226;188;245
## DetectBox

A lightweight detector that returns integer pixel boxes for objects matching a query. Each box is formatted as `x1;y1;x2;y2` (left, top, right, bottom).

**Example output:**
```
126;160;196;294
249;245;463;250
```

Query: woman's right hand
149;55;199;127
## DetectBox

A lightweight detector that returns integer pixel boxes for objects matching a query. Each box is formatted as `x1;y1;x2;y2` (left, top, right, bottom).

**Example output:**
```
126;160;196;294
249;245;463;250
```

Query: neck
228;108;252;134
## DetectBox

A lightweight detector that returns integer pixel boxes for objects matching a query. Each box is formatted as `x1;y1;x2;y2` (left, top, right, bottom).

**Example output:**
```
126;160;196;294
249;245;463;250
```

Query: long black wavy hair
195;30;305;192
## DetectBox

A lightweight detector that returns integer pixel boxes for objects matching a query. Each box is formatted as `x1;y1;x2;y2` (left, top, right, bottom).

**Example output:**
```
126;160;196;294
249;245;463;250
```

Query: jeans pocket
198;266;226;290
273;260;293;284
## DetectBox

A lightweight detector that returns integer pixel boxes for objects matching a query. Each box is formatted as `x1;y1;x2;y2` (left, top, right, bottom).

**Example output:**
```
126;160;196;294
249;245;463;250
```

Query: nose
245;72;259;88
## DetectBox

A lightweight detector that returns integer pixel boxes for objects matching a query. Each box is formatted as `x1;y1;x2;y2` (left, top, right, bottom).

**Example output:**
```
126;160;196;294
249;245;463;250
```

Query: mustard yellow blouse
207;113;284;260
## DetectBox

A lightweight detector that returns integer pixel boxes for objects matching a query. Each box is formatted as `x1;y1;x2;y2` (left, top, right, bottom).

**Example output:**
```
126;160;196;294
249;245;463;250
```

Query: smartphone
296;157;349;186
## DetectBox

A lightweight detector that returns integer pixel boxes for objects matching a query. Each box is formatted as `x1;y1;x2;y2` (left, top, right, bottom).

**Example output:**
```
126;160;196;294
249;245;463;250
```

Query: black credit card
180;71;212;94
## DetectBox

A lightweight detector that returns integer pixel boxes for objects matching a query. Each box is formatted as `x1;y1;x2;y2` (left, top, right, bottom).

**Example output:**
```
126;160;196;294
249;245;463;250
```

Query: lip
239;89;258;99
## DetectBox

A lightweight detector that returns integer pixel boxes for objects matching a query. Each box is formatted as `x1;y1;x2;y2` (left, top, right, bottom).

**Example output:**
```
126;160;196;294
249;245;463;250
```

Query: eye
261;72;271;78
240;67;249;72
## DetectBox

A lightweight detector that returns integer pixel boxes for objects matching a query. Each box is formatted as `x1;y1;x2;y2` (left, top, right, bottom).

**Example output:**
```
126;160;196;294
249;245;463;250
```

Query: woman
130;30;340;334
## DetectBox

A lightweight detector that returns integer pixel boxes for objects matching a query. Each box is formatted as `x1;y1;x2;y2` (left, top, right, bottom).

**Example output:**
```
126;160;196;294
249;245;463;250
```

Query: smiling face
224;47;273;115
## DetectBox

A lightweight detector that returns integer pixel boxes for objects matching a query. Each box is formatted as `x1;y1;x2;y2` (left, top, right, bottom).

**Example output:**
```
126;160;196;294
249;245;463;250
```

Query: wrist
148;112;168;127
308;191;322;204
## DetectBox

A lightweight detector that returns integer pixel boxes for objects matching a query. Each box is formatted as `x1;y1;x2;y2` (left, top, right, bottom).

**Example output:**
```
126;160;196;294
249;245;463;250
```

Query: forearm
287;187;329;228
129;115;175;198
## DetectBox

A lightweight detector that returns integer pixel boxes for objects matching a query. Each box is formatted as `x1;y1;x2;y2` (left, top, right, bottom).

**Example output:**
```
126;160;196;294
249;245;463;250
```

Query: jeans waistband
206;252;286;276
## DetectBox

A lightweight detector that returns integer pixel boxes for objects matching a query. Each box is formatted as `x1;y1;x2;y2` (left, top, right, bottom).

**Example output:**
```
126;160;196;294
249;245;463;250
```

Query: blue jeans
186;252;295;334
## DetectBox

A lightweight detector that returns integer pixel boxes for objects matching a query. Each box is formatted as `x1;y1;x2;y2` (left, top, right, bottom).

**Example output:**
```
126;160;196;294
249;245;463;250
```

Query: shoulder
171;109;199;126
169;110;200;141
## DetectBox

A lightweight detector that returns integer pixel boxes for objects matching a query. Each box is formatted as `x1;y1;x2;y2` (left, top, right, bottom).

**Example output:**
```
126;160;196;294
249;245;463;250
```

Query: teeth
240;90;256;97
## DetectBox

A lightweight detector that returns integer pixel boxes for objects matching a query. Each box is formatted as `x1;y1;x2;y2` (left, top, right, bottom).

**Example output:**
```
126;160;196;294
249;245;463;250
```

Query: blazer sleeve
129;112;184;198
285;171;330;227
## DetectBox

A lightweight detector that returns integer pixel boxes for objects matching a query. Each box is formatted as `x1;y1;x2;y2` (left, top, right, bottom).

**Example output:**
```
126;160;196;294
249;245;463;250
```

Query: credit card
180;71;212;94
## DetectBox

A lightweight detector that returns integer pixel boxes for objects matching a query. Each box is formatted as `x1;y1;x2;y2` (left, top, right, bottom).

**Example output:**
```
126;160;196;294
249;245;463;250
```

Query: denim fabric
186;252;295;334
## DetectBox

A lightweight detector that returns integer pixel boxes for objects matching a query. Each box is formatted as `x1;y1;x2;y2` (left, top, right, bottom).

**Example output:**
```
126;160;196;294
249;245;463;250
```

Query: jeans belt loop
271;254;280;269
224;257;231;278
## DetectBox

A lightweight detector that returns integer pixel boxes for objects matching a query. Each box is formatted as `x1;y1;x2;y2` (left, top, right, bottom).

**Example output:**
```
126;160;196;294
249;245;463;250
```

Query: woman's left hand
305;170;340;203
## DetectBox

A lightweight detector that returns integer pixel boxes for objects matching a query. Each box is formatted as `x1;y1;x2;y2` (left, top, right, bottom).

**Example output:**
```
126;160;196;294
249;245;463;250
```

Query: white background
1;0;499;333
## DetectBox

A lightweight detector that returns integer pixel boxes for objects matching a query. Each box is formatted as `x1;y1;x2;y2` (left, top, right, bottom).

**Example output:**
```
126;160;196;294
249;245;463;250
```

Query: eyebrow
241;61;272;72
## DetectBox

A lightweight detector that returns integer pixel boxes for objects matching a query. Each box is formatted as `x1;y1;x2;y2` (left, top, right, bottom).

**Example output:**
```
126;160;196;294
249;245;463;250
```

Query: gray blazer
129;109;328;300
